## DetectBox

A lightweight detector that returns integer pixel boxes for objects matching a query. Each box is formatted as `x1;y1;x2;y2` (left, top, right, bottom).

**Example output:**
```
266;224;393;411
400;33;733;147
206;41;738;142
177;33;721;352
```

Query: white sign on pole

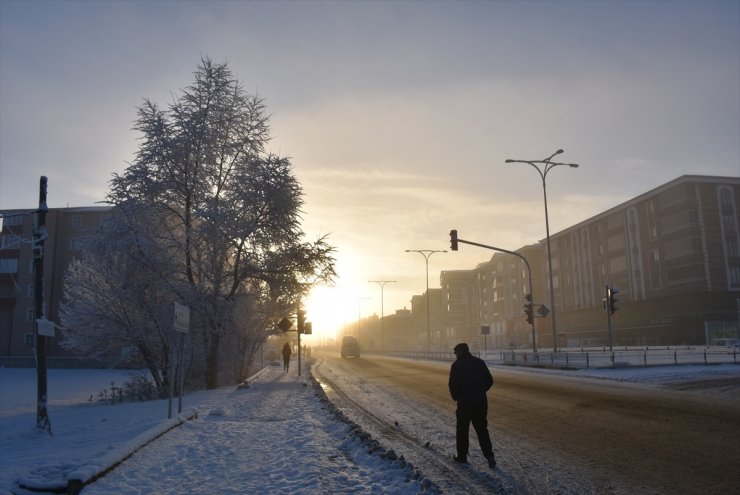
36;318;55;337
174;303;190;333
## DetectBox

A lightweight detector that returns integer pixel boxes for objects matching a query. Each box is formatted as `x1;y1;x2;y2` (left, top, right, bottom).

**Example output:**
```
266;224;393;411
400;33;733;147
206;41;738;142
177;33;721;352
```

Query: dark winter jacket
448;352;493;406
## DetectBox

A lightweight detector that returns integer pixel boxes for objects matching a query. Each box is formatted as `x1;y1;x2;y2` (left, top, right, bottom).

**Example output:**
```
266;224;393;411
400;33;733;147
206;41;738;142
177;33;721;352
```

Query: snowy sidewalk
1;364;433;494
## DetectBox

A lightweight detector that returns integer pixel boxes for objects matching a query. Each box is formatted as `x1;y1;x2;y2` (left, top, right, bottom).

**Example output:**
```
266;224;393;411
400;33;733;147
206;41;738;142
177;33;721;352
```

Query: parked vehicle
341;336;361;358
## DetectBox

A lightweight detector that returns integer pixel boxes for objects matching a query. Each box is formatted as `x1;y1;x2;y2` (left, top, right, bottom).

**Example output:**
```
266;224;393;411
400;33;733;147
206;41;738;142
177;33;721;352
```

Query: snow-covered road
312;353;740;495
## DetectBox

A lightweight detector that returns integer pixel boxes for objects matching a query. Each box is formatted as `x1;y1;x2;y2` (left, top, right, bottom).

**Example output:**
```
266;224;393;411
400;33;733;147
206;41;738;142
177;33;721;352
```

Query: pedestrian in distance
448;342;496;468
282;342;292;372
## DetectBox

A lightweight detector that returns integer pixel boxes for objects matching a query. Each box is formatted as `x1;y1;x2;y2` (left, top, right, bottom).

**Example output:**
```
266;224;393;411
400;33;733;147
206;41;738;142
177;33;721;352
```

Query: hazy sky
1;0;739;339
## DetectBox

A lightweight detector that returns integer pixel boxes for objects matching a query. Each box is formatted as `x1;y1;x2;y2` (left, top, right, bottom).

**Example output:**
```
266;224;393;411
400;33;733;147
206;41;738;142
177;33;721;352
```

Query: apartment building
438;175;740;350
0;206;111;358
548;175;740;347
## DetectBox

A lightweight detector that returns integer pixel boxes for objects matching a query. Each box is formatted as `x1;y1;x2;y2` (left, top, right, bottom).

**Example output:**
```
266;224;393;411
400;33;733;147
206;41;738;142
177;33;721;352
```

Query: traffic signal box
449;229;458;251
297;309;306;333
608;286;621;315
524;293;534;325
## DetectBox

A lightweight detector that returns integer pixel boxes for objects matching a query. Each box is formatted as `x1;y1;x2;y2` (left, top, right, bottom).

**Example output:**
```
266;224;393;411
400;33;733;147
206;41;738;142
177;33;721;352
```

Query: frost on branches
61;57;335;390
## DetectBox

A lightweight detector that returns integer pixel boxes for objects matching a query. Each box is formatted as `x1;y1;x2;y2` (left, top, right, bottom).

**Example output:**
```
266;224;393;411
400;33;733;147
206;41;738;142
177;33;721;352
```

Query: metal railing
500;346;739;369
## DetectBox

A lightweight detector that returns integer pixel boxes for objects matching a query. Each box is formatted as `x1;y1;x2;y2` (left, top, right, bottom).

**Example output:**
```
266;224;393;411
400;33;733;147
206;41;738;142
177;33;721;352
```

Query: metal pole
425;258;430;351
542;175;558;351
406;250;446;351
369;281;396;351
505;150;579;352
606;285;613;352
34;176;51;433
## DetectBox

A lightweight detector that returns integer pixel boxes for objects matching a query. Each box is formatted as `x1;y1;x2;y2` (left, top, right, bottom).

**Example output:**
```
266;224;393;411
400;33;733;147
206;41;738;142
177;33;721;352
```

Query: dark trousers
283;356;290;371
456;404;493;459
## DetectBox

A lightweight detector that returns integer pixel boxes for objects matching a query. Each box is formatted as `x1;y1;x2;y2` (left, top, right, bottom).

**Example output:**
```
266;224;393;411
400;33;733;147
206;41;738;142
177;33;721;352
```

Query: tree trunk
205;331;220;389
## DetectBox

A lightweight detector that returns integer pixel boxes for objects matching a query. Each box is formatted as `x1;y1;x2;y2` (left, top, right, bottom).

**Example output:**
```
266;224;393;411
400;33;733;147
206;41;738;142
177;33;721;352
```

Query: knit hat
453;343;469;353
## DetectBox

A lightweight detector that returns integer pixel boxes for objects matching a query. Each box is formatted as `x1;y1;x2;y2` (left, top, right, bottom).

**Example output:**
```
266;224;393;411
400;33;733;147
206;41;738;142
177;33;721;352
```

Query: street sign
536;304;550;318
36;318;55;337
173;303;190;333
278;317;293;332
480;325;490;335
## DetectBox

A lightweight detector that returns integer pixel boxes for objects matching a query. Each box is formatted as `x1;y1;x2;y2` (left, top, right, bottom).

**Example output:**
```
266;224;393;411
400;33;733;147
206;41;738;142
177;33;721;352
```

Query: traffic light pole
606;285;613;352
450;231;537;352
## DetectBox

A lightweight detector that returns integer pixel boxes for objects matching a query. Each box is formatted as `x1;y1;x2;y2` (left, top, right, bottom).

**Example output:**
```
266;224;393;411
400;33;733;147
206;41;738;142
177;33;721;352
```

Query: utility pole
34;176;51;433
369;280;396;351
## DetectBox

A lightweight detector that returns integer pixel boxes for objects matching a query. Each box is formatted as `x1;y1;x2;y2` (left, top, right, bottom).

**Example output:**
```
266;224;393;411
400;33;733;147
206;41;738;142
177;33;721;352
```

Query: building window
609;256;627;274
666;263;705;285
24;333;34;347
664;237;702;261
647;201;657;240
658;184;691;210
27;284;34;298
70;237;85;251
607;233;625;253
71;215;82;228
647;249;662;290
606;212;623;230
729;266;740;288
661;210;698;235
3;215;23;226
1;235;21;249
26;308;35;322
0;258;18;273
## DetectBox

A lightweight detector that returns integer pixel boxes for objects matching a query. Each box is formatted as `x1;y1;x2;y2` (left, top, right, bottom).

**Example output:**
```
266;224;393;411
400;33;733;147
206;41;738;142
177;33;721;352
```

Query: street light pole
369;280;396;351
406;249;446;351
505;149;579;352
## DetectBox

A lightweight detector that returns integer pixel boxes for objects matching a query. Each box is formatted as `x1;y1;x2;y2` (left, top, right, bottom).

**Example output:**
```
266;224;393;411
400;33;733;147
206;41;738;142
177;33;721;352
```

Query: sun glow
304;286;355;343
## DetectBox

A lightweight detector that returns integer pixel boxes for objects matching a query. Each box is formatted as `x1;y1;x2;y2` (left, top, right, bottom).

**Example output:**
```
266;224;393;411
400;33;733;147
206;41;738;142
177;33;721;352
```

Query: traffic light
450;229;458;251
608;286;621;314
524;293;534;325
304;322;312;335
297;309;306;333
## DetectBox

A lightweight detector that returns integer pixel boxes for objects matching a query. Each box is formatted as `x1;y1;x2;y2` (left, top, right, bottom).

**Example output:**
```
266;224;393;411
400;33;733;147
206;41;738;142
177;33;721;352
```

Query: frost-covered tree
63;57;335;389
60;203;184;396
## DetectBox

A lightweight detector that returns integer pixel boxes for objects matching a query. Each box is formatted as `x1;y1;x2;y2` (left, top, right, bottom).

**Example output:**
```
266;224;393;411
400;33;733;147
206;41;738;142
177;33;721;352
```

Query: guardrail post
703;348;707;364
644;350;647;366
674;349;678;365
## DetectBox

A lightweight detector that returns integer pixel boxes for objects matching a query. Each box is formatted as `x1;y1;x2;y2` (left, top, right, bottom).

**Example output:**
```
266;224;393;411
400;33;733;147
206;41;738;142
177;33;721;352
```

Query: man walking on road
448;342;496;468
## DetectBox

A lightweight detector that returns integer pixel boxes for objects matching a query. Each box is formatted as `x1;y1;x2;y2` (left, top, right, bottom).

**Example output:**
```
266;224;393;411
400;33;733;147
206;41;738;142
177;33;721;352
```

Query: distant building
477;244;546;350
408;288;444;351
0;206;112;359
440;269;479;350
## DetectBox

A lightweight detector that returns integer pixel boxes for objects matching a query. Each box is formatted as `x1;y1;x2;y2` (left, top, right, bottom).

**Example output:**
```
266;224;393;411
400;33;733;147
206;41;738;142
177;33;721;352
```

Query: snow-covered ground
0;363;434;495
1;359;738;494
